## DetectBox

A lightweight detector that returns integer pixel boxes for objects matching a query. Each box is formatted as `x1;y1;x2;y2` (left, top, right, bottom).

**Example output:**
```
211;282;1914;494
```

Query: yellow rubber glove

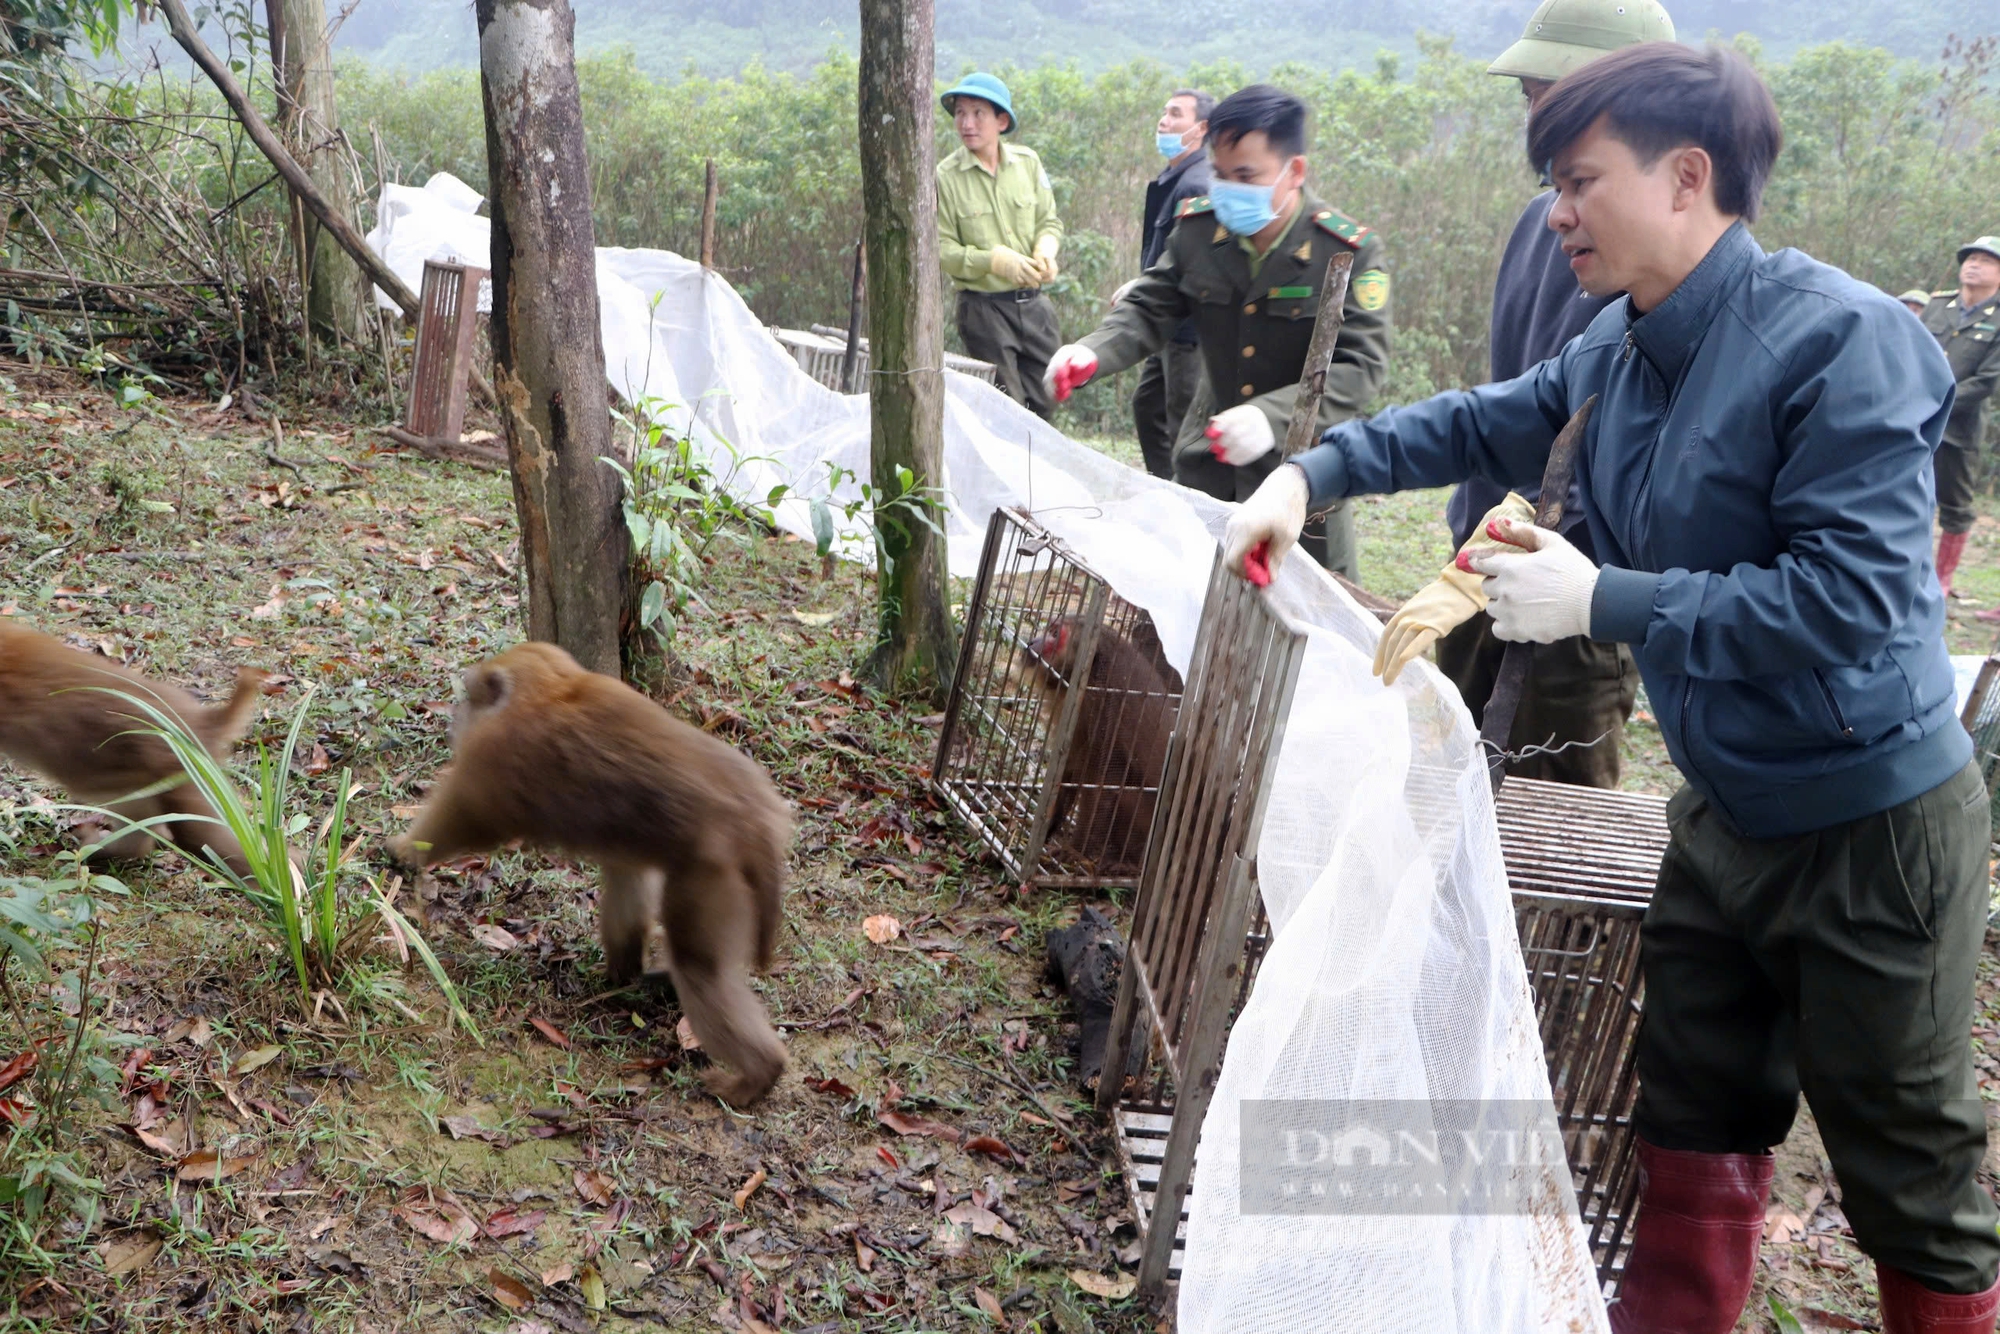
987;244;1040;288
1032;234;1061;283
1373;492;1535;686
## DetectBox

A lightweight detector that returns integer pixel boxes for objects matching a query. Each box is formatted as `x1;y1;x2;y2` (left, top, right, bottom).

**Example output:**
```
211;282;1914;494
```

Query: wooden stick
1279;249;1356;459
700;159;718;270
839;240;866;394
156;0;495;408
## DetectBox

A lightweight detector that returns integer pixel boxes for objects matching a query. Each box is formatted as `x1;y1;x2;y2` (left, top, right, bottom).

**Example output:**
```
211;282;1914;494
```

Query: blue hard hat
941;72;1017;133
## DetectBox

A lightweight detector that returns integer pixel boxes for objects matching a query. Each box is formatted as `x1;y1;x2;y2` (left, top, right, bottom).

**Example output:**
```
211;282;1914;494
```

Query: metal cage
1497;777;1670;1295
404;259;487;445
933;508;1187;889
1094;552;1307;1300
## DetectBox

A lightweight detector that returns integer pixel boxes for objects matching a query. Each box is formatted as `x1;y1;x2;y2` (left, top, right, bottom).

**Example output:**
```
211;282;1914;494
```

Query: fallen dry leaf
230;1044;284;1076
483;1207;545;1239
579;1264;606;1312
853;1234;876;1273
1798;1311;1871;1331
529;1018;573;1051
539;1260;574;1288
130;1121;189;1159
946;1201;1019;1245
471;924;520;952
676;1016;702;1052
303;743;331;775
791;610;837;626
491;1269;535;1312
1068;1269;1136;1301
974;1285;1008;1326
98;1230;162;1277
439;1114;507;1146
863;914;902;944
574;1168;615;1208
1765;1208;1806;1246
0;1050;37;1093
733;1169;767;1210
879;1109;959;1141
395;1190;478;1246
930;1215;972;1259
176;1149;257;1184
804;1076;856;1099
964;1134;1019;1164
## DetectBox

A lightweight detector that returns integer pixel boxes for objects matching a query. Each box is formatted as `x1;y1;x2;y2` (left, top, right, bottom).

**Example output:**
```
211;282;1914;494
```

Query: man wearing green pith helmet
935;72;1065;419
1378;0;1674;793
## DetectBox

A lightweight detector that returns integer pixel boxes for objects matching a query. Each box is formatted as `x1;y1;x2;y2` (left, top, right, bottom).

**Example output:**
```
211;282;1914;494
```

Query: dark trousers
1131;341;1200;480
1434;610;1636;788
1634;762;2000;1293
1935;437;1980;535
955;289;1059;420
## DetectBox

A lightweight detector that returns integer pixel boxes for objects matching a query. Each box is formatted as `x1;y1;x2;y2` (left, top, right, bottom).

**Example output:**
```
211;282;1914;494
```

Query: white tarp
369;176;1610;1334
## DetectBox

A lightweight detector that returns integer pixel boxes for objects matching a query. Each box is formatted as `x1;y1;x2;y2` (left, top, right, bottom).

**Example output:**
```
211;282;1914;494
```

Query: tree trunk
476;0;625;675
857;0;953;702
266;0;366;345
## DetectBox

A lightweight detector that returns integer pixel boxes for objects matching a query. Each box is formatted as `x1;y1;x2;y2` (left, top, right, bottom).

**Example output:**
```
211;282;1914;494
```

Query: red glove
1043;344;1099;404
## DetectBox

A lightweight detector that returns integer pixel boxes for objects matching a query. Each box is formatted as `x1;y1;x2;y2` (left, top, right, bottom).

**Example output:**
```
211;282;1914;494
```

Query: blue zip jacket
1293;222;1967;838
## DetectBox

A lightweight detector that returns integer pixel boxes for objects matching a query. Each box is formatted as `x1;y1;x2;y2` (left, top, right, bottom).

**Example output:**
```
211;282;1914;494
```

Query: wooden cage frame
403;259;487;446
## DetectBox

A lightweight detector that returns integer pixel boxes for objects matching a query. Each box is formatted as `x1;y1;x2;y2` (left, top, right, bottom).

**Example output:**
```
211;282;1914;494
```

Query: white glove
1205;403;1277;466
1221;463;1308;586
1043;343;1099;403
1465;518;1600;643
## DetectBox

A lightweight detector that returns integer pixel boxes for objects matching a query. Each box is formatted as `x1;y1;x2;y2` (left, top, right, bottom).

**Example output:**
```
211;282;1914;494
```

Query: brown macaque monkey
1021;615;1177;875
0;622;266;874
388;642;791;1107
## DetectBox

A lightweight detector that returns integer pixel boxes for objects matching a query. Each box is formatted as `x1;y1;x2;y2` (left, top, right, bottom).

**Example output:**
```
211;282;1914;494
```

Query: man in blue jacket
1224;43;1998;1334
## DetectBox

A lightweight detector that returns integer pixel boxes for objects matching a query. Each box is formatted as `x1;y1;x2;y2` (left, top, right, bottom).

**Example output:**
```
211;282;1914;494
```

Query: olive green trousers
1634;762;2000;1293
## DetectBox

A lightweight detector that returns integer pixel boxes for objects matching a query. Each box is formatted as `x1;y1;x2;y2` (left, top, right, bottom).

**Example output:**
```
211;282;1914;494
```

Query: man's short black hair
1170;87;1216;125
1526;43;1783;221
1206;84;1308;158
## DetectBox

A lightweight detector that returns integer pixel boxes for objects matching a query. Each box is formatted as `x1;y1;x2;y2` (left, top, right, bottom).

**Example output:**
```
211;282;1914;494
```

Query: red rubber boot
1937;530;1968;600
1879;1265;2000;1334
1606;1141;1774;1334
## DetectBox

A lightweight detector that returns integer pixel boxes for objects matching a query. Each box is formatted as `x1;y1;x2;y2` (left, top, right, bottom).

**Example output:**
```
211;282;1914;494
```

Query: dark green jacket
1078;188;1391;450
1921;289;2000;449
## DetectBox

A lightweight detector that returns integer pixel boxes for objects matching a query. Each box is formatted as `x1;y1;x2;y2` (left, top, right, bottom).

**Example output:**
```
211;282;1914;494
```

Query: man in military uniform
936;72;1065;419
1042;84;1390;579
1922;235;2000;606
1128;88;1215;479
1900;288;1933;316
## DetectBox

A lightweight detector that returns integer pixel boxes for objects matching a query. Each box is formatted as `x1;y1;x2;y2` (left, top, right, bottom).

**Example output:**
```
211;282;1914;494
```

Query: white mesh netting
370;175;1610;1333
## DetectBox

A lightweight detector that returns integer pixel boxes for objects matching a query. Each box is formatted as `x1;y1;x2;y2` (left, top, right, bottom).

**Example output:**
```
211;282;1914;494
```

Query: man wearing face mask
1044;83;1391;578
1128;88;1215;479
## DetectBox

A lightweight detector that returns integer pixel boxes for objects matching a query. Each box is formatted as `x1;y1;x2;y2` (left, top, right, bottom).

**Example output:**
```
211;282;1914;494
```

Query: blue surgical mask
1209;179;1277;236
1156;130;1186;158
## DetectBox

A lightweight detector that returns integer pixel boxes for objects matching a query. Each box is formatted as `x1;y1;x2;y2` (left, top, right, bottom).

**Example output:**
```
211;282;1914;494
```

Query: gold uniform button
1241;383;1255;397
1242;345;1255;357
1243;302;1257;315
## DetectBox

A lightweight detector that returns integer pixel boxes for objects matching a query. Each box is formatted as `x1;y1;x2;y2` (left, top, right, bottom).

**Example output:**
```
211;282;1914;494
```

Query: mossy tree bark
475;0;625;675
857;0;954;702
266;0;367;345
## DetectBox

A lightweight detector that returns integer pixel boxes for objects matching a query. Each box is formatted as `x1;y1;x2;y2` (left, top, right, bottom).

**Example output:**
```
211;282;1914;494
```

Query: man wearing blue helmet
935;72;1065;419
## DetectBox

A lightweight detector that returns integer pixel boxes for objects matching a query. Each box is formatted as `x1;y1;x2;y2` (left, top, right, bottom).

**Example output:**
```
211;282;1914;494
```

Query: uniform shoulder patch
1312;207;1372;248
1177;196;1214;219
1932;290;1956;298
1352;268;1390;312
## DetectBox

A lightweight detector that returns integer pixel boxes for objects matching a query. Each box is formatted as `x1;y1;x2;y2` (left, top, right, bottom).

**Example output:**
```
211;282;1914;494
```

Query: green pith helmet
1898;289;1933;306
1488;0;1678;82
1960;236;2000;265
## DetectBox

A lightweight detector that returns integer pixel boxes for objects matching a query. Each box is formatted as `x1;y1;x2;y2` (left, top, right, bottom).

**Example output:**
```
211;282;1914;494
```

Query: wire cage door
1497;776;1670;1294
933;507;1185;890
1093;550;1307;1301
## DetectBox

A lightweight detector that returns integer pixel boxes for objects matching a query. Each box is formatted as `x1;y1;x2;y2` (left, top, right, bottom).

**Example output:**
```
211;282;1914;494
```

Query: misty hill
325;0;1993;78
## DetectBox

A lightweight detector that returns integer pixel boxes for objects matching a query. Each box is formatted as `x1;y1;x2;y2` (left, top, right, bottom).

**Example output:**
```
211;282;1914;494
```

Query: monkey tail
202;667;270;756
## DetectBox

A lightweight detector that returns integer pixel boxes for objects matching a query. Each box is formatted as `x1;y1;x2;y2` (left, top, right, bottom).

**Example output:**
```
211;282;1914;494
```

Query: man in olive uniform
1923;235;2000;606
1043;84;1390;579
936;72;1065;419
